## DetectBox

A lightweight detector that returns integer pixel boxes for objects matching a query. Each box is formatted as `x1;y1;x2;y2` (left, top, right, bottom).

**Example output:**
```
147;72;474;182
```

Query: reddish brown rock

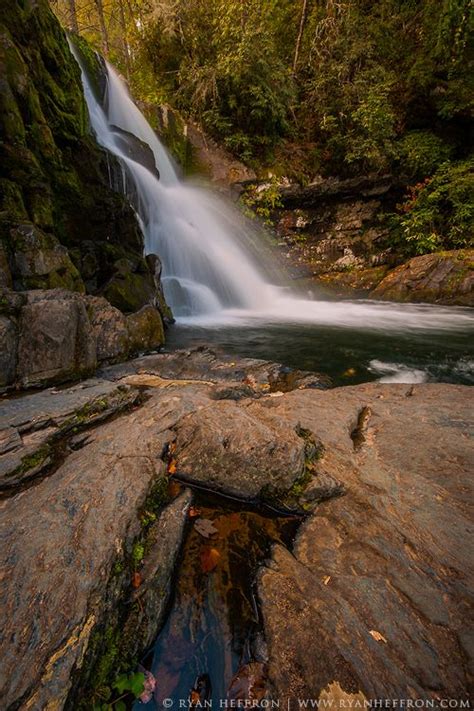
371;249;474;305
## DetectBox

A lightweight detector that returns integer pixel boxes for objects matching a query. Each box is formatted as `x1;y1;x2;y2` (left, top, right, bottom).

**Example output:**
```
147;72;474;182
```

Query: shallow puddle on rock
136;490;300;708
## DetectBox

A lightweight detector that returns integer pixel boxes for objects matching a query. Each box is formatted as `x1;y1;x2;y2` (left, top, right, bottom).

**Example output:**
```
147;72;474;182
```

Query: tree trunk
68;0;78;34
118;0;131;81
293;0;308;74
94;0;110;56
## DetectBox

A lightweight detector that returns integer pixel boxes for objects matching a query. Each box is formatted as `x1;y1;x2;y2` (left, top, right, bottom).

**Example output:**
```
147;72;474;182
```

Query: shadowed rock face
0;350;471;708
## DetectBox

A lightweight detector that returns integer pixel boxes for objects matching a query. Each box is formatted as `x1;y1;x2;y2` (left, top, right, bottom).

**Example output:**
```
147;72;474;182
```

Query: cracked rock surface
0;350;472;708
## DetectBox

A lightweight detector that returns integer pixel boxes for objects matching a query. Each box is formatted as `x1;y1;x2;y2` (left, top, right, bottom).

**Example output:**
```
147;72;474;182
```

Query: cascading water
70;45;474;335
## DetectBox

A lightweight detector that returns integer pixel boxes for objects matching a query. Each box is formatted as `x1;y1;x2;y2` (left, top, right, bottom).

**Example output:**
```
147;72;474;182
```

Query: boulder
371;249;474;305
16;289;96;387
173;400;306;500
9;223;85;292
87;295;129;362
0;289;166;390
126;304;165;353
102;256;157;313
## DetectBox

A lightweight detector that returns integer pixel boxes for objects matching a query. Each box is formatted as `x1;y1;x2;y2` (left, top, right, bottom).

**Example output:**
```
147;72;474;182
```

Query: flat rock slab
0;383;211;709
0;352;472;708
0;379;142;489
258;383;473;702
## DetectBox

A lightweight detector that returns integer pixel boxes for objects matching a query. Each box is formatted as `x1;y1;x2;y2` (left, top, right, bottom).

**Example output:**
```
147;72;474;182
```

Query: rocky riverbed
0;348;472;708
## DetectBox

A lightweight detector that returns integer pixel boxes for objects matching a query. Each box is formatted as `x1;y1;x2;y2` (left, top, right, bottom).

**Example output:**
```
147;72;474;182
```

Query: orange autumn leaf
190;690;200;706
167;459;177;475
188;506;201;518
168;480;182;498
200;547;221;573
132;572;142;589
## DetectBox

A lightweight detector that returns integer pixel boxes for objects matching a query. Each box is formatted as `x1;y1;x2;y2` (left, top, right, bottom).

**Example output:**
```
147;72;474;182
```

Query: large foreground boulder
0;288;165;390
0;351;471;707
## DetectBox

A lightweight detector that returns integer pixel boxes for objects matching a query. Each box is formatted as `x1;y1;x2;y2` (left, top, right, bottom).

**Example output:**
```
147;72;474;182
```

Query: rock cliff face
0;0;168;388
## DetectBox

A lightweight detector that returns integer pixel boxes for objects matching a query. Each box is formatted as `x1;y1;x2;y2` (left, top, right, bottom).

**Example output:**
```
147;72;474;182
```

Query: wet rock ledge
0;348;472;708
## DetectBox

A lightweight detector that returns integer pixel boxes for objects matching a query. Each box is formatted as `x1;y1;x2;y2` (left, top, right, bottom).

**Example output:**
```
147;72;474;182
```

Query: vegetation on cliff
0;0;160;313
51;0;473;258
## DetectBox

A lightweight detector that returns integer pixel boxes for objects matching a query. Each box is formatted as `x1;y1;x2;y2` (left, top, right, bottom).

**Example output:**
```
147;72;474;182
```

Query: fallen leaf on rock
189;506;201;518
323;575;331;585
200;547;221;573
369;630;387;643
194;518;218;538
167;459;177;475
132;572;142;589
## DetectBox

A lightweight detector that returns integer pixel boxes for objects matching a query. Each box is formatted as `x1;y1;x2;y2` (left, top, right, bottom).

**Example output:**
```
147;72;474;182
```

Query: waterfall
70;46;474;334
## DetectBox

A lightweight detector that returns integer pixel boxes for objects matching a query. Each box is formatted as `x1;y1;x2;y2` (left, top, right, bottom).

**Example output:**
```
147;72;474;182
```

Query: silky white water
71;47;474;335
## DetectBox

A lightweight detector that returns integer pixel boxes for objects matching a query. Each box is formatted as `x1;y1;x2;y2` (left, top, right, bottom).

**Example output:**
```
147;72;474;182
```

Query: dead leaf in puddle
343;368;357;377
168;480;182;498
369;630;387;643
194;518;218;538
190;690;200;706
167;459;177;475
132;572;142;589
200;547;221;573
188;506;201;518
323;575;331;585
228;661;267;701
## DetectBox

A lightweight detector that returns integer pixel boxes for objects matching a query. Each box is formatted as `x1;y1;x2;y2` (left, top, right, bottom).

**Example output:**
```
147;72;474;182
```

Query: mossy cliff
0;0;158;312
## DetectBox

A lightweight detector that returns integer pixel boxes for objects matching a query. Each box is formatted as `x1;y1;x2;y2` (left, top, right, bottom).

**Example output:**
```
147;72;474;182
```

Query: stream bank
0;348;472;708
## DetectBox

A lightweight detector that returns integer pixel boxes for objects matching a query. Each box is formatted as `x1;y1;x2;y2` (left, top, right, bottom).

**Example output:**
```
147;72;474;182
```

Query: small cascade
70;45;474;334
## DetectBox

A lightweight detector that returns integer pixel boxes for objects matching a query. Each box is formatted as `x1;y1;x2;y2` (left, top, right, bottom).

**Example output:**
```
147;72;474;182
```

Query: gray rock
87;295;129;362
371;249;474;305
9;223;85;292
17;289;97;387
173;399;306;500
0;316;17;388
126;304;165;353
258;383;473;702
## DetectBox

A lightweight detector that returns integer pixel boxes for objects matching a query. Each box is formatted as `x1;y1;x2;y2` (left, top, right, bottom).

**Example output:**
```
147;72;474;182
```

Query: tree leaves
194;518;218;538
114;671;145;697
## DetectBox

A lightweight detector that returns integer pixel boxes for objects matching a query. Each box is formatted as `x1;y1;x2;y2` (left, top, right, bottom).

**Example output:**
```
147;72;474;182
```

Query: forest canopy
51;0;473;253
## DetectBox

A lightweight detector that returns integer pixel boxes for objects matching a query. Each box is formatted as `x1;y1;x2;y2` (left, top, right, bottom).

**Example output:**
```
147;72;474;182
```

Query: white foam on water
368;360;428;383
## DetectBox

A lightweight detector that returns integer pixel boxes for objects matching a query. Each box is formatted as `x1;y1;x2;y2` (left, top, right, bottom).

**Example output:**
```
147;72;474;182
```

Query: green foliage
91;671;144;710
396;131;454;179
240;178;284;224
131;542;145;567
53;0;473;181
114;671;145;697
390;159;474;256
